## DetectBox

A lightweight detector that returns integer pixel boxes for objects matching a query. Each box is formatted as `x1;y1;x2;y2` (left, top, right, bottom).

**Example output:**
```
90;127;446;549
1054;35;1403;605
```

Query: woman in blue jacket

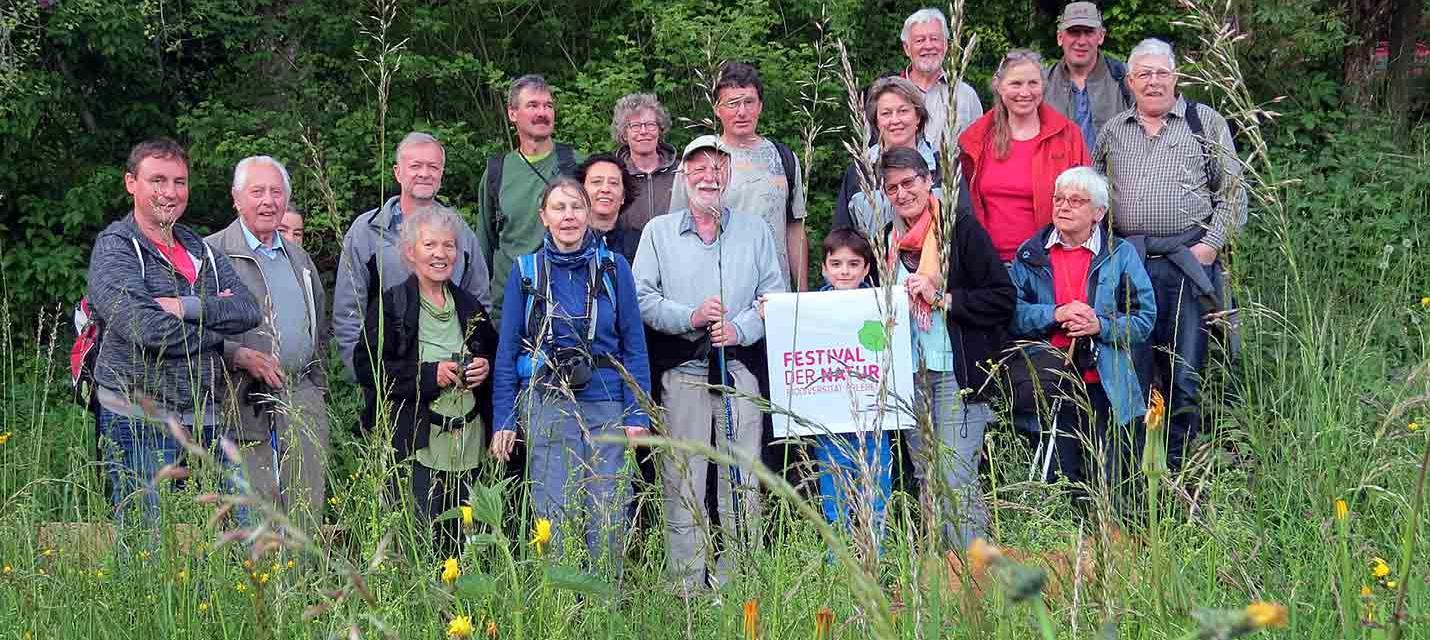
491;176;652;565
1008;166;1156;511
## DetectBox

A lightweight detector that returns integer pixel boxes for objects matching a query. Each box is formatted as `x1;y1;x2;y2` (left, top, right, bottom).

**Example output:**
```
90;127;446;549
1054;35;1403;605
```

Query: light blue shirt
894;263;955;373
239;218;286;260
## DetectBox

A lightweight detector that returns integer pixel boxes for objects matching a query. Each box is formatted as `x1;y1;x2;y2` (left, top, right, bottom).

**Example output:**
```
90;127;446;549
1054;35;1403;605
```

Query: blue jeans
98;408;230;527
812;431;892;534
1136;258;1219;472
524;396;631;565
906;371;992;548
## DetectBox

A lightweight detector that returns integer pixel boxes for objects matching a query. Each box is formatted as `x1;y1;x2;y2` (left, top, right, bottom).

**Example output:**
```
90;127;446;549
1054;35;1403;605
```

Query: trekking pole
714;202;745;546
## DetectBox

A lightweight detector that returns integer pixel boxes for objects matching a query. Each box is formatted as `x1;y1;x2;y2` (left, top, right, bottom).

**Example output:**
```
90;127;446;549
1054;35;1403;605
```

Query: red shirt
152;236;198;284
1049;243;1099;383
977;138;1041;261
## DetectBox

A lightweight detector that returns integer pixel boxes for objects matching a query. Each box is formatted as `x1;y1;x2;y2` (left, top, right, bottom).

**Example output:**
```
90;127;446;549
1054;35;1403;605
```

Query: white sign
763;287;915;437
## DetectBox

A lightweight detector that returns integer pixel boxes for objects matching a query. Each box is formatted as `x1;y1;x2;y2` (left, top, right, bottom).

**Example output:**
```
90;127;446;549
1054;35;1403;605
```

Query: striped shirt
1092;96;1246;249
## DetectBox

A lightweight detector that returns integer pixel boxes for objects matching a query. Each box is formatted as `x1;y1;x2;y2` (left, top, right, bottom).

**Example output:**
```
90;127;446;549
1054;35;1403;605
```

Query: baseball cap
681;134;729;163
1059;2;1103;30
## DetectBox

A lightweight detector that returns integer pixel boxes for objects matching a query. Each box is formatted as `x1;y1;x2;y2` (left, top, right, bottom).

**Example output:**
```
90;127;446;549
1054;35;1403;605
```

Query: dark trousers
1022;384;1137;515
402;463;473;559
1136;257;1219;472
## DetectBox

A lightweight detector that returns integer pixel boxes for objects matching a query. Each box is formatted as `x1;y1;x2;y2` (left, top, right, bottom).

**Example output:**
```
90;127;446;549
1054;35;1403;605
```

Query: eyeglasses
883;175;925;195
995;49;1043;77
1052;194;1092;208
625;121;660;132
1131;68;1175;82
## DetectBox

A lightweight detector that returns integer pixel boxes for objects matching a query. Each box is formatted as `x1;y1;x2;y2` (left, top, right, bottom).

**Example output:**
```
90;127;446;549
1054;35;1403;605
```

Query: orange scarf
889;194;943;331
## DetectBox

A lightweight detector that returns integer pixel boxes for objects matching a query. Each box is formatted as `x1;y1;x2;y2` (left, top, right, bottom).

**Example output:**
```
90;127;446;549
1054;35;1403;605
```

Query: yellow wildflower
40;548;53;557
966;537;1004;574
461;505;475;531
1145;389;1166;432
198;601;210;613
447;614;475;639
530;518;553;553
257;572;270;585
3;565;11;575
1385;580;1398;590
441;557;461;584
177;569;188;582
139;550;151;561
235;582;247;593
286;559;296;570
243;559;253;570
328;495;341;507
742;598;760;640
1243;602;1288;630
1421;296;1430;309
1360;585;1373;598
0;431;11;446
1334;499;1348;521
1371;557;1391;578
1410;421;1421;433
484;618;498;638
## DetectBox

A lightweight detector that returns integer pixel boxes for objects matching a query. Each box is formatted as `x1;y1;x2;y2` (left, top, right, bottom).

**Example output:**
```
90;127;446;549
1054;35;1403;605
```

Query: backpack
513;244;619;380
1104;56;1135;112
70;236;144;407
1181;99;1224;194
484;143;579;269
770;139;799;223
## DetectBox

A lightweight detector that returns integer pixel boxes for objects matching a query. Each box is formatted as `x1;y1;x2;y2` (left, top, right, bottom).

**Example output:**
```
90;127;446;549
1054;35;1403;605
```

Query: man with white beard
892;7;983;151
632;135;785;594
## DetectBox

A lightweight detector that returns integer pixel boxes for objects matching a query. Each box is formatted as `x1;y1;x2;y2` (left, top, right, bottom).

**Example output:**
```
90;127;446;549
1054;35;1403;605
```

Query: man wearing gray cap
1043;2;1133;149
633;134;785;593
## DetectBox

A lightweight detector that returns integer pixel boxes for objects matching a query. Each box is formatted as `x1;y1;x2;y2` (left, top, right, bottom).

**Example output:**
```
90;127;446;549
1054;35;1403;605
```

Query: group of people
84;2;1243;592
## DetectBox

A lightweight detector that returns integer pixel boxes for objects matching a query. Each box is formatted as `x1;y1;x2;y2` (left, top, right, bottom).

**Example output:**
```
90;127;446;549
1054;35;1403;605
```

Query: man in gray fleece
332;131;491;379
86;138;261;523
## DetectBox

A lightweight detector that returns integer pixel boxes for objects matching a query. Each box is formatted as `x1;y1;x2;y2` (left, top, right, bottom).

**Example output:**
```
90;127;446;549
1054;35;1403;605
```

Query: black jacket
938;212;1017;401
353;275;498;461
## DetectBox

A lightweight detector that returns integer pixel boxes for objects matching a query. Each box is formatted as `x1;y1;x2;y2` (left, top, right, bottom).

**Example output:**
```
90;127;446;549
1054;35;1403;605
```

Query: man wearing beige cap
1044;1;1133;148
634;134;785;594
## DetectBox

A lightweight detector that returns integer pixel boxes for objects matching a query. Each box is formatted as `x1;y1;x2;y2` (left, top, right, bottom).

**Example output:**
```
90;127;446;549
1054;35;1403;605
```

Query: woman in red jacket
959;49;1091;262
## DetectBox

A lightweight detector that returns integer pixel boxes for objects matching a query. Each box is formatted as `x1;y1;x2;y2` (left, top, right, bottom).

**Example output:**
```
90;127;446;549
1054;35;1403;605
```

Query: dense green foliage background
1;0;1417;320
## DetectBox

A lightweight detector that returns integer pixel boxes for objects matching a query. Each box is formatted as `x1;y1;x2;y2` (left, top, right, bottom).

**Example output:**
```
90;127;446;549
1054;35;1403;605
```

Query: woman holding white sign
877;147;1015;548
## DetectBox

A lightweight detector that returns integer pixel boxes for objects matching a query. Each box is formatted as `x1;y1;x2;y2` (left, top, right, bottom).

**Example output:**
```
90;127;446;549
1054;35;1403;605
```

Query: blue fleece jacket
493;235;652;431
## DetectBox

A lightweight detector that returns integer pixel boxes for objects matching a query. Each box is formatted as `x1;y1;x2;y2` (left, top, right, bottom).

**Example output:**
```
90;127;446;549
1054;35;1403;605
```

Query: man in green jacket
478;74;584;323
1043;2;1133;149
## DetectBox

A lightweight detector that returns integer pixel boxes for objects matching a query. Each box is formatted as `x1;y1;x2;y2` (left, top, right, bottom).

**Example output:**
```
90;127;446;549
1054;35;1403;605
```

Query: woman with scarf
877;147;1015;548
353;205;498;557
491;176;652;566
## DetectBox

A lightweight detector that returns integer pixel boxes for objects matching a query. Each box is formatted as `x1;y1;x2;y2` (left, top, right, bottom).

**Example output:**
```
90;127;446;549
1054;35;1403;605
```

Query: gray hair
395;131;445;164
900;8;948;44
1128;38;1177;69
508;74;552;109
610;93;672;146
399;204;464;255
1054;167;1111;211
231;155;291;197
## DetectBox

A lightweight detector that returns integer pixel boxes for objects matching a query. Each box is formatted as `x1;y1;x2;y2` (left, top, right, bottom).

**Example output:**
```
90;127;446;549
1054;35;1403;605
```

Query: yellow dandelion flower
286;559;296;570
1385;580;1398;590
1421;296;1430;309
460;505;475;531
235;582;247;593
1410;422;1421;433
0;431;12;446
1145;389;1166;432
1371;557;1391;578
967;538;1004;574
530;518;553;553
3;565;11;575
92;569;105;579
742;598;760;640
484;618;498;639
258;572;270;585
1361;585;1373;598
1243;602;1288;630
328;495;340;507
198;601;210;613
447;614;475;639
139;550;151;561
441;557;461;584
1334;499;1349;521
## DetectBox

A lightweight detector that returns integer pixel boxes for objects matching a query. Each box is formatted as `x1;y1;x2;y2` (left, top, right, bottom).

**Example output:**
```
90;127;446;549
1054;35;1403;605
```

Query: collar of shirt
239;217;285;258
1045;224;1102;254
679;207;732;236
1122;95;1190;124
901;66;948;88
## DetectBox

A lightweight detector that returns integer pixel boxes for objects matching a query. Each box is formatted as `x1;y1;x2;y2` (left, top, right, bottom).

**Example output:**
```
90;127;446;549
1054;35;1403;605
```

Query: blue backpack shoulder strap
518;253;544;340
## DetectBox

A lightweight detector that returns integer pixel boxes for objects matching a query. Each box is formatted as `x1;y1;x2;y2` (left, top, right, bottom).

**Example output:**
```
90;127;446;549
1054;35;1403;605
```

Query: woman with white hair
353;205;498;556
1007;166;1156;514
